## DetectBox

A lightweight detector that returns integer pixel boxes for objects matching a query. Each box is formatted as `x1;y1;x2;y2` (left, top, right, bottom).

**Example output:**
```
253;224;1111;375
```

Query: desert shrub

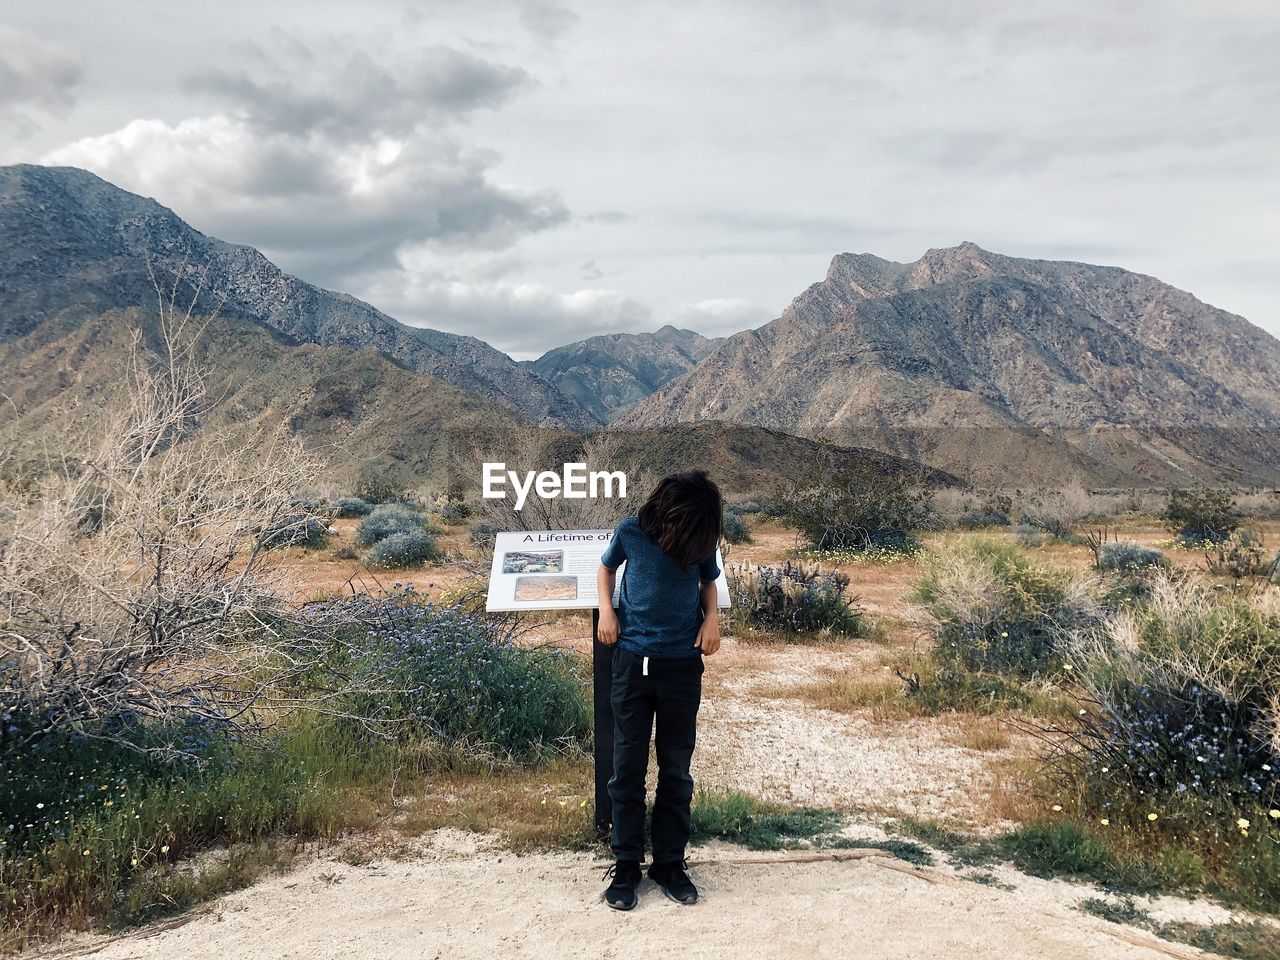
354;478;407;505
1165;487;1240;545
958;508;1010;529
1;298;324;764
261;513;330;549
775;451;933;554
1023;482;1094;539
727;561;868;637
469;520;497;547
1047;576;1280;911
436;500;469;524
333;496;373;518
1062;577;1279;814
331;599;589;760
1097;541;1166;573
690;789;841;850
355;503;430;546
722;512;753;545
1204;528;1273;582
726;500;762;516
365;530;441;568
910;539;1104;678
898;657;1042;715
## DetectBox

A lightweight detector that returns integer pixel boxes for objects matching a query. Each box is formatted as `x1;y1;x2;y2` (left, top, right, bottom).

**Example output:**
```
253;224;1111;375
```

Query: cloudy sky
3;1;1277;357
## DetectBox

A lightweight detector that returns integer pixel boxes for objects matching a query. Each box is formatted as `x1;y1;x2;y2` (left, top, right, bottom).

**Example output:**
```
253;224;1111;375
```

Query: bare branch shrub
1023;478;1095;539
0;269;323;755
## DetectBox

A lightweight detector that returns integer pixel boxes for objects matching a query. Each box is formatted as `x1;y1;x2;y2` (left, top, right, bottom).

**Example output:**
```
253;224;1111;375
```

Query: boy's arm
597;564;619;645
695;580;720;655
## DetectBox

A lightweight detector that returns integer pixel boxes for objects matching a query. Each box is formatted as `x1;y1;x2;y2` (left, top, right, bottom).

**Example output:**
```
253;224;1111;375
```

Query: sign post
484;528;730;841
590;607;613;838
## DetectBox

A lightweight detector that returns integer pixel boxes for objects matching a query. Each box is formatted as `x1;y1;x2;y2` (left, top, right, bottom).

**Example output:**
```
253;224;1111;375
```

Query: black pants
608;646;703;864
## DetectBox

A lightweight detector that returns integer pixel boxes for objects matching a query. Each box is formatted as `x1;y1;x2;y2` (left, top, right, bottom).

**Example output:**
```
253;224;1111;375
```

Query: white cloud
670;298;773;337
42;38;566;283
356;269;652;358
10;0;1280;349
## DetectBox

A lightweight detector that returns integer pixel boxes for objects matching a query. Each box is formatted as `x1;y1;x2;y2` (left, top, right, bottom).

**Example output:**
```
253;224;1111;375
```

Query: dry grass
943;716;1014;752
392;759;595;852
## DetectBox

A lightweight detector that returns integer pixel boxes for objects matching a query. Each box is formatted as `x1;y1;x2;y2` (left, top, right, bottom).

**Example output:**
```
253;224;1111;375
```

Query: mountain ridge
0;163;599;430
616;243;1280;484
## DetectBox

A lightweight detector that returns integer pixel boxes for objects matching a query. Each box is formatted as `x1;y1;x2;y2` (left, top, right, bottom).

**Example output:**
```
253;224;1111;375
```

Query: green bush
468;520;497;547
722;513;753;544
910;538;1103;678
354;478;407;505
365;530;441;568
727;561;868;637
1064;576;1279;813
332;599;590;760
1203;529;1273;581
436;500;469;524
958;508;1010;529
333;496;373;518
775;451;933;553
1165;487;1240;545
1097;540;1166;573
261;513;330;549
356;503;430;546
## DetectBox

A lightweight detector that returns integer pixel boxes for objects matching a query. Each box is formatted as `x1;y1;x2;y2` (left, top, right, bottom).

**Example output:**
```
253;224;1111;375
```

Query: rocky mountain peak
618;244;1280;485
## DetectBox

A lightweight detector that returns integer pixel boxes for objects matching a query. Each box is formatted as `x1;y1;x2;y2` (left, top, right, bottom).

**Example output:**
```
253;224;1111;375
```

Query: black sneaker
603;859;642;910
648;859;698;904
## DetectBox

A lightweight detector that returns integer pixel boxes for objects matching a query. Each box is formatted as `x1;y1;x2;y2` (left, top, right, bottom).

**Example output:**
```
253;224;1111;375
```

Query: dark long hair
636;470;723;571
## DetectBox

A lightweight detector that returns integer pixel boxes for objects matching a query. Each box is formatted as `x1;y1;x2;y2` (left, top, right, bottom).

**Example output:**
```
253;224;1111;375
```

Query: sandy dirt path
39;833;1203;960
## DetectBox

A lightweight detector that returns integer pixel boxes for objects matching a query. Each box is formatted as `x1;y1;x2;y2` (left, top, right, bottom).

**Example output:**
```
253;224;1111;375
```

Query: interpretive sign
484;528;730;612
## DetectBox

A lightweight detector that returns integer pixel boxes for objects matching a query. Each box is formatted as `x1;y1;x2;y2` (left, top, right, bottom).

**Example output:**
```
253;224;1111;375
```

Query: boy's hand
598;608;620;645
695;617;720;656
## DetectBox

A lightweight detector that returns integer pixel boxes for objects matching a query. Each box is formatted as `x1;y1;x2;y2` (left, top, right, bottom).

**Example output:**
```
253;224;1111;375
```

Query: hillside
0;307;526;491
527;325;721;421
0;164;598;430
617;243;1280;485
0;305;936;499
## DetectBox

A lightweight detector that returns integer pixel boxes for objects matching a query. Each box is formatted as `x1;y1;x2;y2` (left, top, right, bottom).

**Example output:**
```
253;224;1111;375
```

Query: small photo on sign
502;550;565;574
514;575;578;601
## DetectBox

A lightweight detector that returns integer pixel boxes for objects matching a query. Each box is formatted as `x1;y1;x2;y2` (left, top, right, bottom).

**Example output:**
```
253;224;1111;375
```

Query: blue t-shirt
600;516;721;660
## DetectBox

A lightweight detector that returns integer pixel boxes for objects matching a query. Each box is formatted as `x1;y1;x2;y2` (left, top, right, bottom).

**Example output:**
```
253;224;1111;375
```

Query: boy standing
596;470;723;910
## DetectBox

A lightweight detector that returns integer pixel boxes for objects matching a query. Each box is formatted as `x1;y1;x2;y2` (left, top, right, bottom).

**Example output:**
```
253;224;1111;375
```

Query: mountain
617;243;1280;485
0;306;941;499
527;325;721;420
0;164;598;430
0;306;526;492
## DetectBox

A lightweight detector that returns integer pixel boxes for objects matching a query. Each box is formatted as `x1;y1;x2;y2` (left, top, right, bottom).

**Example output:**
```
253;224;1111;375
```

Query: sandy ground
36;831;1233;960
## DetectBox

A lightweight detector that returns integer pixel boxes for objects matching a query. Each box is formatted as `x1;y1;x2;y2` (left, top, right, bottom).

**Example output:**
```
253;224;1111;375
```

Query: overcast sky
3;1;1277;357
